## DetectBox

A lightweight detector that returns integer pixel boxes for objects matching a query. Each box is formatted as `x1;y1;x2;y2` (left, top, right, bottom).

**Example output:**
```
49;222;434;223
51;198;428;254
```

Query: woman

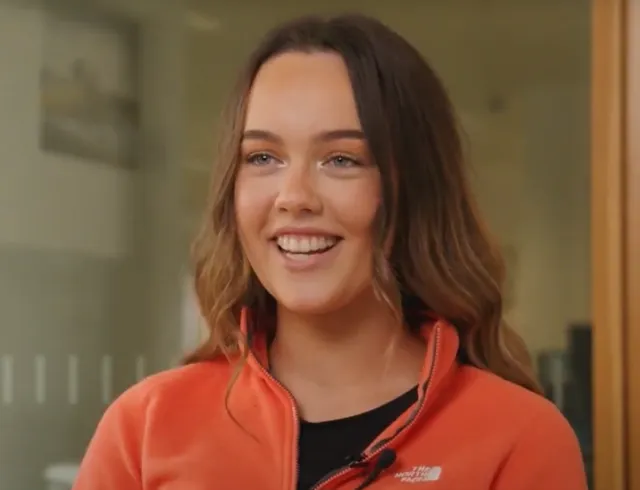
73;13;587;490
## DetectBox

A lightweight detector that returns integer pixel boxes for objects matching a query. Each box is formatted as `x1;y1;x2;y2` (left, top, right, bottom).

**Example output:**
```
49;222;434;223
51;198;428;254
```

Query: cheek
234;176;270;246
329;178;381;237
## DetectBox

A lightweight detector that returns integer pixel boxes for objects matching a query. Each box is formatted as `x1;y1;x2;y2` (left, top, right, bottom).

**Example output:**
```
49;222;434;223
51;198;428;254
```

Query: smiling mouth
275;235;342;255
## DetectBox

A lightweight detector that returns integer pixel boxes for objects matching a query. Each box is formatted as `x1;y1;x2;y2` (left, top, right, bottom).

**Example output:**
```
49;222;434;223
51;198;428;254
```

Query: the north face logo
394;465;442;483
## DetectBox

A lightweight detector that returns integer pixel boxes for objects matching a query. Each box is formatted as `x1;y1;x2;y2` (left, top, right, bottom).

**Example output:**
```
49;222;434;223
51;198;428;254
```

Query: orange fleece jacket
73;315;588;489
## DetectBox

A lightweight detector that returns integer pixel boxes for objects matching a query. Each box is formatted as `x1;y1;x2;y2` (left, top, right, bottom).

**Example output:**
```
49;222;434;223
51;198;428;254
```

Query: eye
326;154;359;168
246;152;276;166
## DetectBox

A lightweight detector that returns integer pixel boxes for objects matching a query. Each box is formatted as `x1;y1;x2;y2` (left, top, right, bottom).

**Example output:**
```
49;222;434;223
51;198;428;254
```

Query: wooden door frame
625;1;640;489
592;0;639;488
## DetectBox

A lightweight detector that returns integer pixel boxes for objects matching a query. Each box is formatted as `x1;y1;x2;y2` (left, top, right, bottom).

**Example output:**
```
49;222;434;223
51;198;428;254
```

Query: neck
268;289;426;420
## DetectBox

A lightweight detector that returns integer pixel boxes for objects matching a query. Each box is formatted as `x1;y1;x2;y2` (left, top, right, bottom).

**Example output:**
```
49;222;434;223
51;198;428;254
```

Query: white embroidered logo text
394;465;442;483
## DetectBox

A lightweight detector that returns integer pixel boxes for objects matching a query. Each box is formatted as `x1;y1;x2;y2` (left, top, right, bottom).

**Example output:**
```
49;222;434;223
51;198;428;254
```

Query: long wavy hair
185;13;541;394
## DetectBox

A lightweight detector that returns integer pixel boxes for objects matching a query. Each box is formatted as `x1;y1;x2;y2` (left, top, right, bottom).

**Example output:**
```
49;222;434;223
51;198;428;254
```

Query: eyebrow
241;129;366;143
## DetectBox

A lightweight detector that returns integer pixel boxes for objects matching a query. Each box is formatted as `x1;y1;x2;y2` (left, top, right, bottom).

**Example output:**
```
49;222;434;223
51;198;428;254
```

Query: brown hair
185;14;541;394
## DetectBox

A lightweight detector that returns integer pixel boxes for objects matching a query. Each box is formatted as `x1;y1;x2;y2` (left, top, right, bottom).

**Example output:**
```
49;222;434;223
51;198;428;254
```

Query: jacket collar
235;307;462;461
239;306;461;407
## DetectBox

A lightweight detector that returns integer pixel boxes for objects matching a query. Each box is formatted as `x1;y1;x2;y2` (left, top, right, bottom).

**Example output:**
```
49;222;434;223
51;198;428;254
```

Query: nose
274;163;323;215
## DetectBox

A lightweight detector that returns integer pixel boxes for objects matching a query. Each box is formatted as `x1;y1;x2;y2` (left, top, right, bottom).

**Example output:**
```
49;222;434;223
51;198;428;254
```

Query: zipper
251;323;442;490
252;357;301;490
310;325;442;490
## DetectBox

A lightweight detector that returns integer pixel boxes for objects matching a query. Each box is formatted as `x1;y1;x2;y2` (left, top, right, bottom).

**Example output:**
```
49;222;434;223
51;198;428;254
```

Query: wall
0;1;185;489
0;6;120;489
469;84;591;355
0;3;131;258
513;84;591;354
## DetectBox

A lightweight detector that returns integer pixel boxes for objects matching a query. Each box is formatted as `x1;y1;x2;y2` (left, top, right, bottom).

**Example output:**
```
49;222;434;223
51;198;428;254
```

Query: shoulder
74;360;237;487
104;359;234;424
450;365;583;454
460;367;586;480
456;365;571;429
454;366;587;488
83;360;234;456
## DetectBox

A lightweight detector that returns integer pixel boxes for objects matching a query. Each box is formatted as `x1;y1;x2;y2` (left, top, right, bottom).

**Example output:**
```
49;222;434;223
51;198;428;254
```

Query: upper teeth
276;235;338;253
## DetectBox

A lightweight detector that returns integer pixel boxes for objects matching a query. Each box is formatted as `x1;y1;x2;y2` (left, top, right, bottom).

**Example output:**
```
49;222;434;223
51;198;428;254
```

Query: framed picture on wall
39;7;140;168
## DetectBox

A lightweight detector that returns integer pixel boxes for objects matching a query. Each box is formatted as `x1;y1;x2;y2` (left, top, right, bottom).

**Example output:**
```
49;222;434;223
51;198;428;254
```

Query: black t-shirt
296;386;418;490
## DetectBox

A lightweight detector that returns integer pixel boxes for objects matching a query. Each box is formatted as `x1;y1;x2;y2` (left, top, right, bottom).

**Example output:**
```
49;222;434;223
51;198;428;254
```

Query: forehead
244;51;361;133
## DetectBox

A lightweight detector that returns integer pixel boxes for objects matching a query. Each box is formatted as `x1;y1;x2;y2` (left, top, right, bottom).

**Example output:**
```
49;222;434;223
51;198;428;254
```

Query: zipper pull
353;449;397;490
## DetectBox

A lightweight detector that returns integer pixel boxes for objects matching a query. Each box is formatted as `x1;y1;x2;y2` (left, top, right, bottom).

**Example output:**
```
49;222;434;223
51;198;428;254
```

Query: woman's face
234;51;382;315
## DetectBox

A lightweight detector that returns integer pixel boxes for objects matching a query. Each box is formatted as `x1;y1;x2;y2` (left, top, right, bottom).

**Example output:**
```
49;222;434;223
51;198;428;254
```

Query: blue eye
246;153;275;165
327;155;358;167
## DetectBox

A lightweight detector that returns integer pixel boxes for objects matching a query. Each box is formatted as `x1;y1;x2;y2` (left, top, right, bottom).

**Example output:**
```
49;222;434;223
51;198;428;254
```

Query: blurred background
0;0;594;488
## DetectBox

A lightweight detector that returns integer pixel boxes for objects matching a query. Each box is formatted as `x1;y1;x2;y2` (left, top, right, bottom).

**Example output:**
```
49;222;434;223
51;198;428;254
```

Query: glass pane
0;0;187;488
0;0;593;488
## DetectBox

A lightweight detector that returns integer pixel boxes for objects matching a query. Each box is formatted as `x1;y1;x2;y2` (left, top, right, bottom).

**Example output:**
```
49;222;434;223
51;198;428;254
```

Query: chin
278;296;345;316
274;287;354;316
